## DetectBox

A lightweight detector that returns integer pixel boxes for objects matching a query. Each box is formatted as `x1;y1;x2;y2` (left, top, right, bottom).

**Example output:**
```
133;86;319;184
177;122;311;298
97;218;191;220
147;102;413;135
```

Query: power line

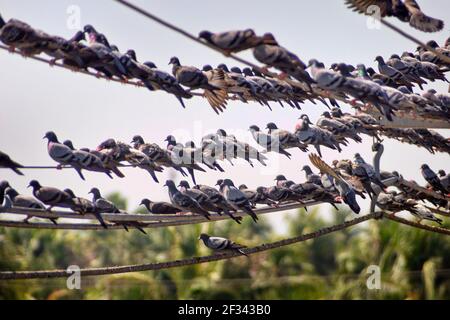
0;212;380;280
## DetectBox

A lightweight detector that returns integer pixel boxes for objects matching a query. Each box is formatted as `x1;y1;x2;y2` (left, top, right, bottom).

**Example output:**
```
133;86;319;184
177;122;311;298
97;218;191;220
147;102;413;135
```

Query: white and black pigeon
421;164;448;194
249;125;292;159
28;180;75;211
199;233;248;257
43;131;85;180
218;179;258;223
140;198;182;214
4;187;58;224
309;154;361;214
266;122;308;152
169;56;228;114
345;0;444;33
295;115;345;157
198;29;272;54
0;150;24;175
64;188;107;229
164;179;211;220
438;170;450;192
63;140;113;179
0;180;9;205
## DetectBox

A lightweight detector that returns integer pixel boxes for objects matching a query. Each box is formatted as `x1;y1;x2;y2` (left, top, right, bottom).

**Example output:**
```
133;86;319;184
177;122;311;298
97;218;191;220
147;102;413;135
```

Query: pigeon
408;202;443;225
164;180;211;220
375;56;414;89
353;153;387;190
28;180;75;211
238;184;277;207
400;52;448;83
0;180;9;205
249;125;292;159
386;55;427;89
330;107;381;141
198;29;275;54
376;190;417;213
140;198;181;214
199;233;247;257
266;123;308;152
4;187;58;224
438;170;450;192
185;140;224;172
42;30;86;66
43;131;85;180
317;111;362;143
420;164;448;194
165;135;206;185
218;179;258;222
309;154;361;214
192;184;242;224
0;150;24;175
63;140;113;179
64;188;107;228
169;56;228;114
178;180;221;213
80;148;125;178
295;115;344;157
345;0;444;33
301;165;322;185
88;187;121;213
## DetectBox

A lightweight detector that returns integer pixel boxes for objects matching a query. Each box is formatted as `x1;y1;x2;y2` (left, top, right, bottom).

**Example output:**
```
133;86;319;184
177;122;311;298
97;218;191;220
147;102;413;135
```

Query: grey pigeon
438;170;450;192
43;131;85;180
178;180;221;213
317;111;362;143
249;125;292;159
266;123;308;152
88;187;121;213
199;233;247;256
64;188;107;228
28;180;75;211
140;198;181;214
301;165;322;185
164;180;211;220
0;180;9;205
218;179;258;222
0;150;24;175
421;164;448;194
375;56;414;89
80;148;125;178
345;0;444;33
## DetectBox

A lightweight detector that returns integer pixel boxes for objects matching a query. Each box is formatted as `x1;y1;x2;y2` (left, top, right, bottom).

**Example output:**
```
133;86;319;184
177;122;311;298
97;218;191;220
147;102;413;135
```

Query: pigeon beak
96;146;103;151
163;183;167;187
27;184;31;188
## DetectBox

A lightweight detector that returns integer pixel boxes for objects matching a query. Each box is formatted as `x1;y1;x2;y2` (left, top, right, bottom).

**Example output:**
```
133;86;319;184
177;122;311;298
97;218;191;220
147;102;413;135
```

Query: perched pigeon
198;29;274;54
345;0;444;33
249;125;292;159
164;180;211;220
80;148;125;178
178;180;220;213
301;165;322;185
317;111;362;143
309;154;361;214
0;180;9;205
421;164;448;194
266;123;308;152
353;153;386;190
28;180;75;211
88;187;120;213
438;170;450;192
140;198;181;214
238;184;277;207
43;131;85;180
218;179;258;222
0;150;24;175
64;188;107;228
199;233;247;256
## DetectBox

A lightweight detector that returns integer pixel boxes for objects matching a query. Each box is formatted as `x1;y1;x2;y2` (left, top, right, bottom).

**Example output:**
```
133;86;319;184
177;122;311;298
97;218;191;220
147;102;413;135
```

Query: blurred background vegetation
1;191;449;300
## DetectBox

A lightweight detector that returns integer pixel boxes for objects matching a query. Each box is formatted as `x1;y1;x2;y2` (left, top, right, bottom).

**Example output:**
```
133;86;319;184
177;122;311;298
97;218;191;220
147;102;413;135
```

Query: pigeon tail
11;167;24;176
146;169;159;183
0;14;5;29
74;167;85;180
111;166;125;178
94;212;108;229
188;168;197;185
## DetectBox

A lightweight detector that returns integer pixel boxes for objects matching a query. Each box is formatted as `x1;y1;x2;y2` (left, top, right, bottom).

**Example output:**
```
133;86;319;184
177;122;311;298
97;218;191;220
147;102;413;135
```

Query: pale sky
0;0;449;233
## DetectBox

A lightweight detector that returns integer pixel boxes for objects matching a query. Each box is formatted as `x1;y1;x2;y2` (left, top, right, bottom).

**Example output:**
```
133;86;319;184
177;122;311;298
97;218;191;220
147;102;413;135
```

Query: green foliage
0;197;449;300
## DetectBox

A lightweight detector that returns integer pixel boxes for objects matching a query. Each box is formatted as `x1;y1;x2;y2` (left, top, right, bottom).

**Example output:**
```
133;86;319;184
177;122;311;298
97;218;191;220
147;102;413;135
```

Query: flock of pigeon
1;13;449;124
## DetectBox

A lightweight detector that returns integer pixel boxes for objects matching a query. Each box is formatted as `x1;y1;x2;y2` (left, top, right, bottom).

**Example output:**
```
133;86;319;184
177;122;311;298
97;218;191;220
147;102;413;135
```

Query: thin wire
0;212;380;280
384;213;450;236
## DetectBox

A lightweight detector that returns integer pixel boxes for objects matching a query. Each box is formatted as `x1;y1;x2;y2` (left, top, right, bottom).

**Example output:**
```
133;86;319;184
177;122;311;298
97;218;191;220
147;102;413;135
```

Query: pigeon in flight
199;233;248;257
0;150;24;175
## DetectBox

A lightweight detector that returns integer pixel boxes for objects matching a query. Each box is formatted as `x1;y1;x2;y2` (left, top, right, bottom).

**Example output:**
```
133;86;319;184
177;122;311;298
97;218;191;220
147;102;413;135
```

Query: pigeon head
178;180;191;189
217;64;229;72
330;63;338;71
427;89;437;94
0;180;10;191
248;125;260;132
63;140;75;150
438;170;446;177
110;45;119;52
252;68;264;77
216;129;227;136
97;138;116;151
131;135;144;146
163;180;177;189
298;114;312;124
140;198;152;208
221;179;234;187
5;187;19;200
331;107;343;117
420;164;429;170
238;184;248;190
198;233;209;241
27;180;41;190
126;49;137;61
168;56;180;66
43;131;59;143
426;40;439;49
322;111;332;118
262;32;278;45
401;51;414;58
307;59;321;68
242;67;254;76
274;174;287;181
366;67;376;77
374;56;385;64
83;24;97;34
390;54;401;60
256;186;267;194
301;165;312;173
165;135;177;146
63;188;76;198
230;66;242;74
71;30;86;43
336;63;351;76
198;30;213;41
202;64;213;71
265;122;278;131
143;61;157;69
88;187;101;198
215;179;223;186
392;171;400;177
354;153;361;158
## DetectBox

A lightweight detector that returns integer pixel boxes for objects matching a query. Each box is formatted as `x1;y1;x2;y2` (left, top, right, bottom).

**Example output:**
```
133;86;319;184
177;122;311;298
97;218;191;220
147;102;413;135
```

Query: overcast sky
0;0;449;233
